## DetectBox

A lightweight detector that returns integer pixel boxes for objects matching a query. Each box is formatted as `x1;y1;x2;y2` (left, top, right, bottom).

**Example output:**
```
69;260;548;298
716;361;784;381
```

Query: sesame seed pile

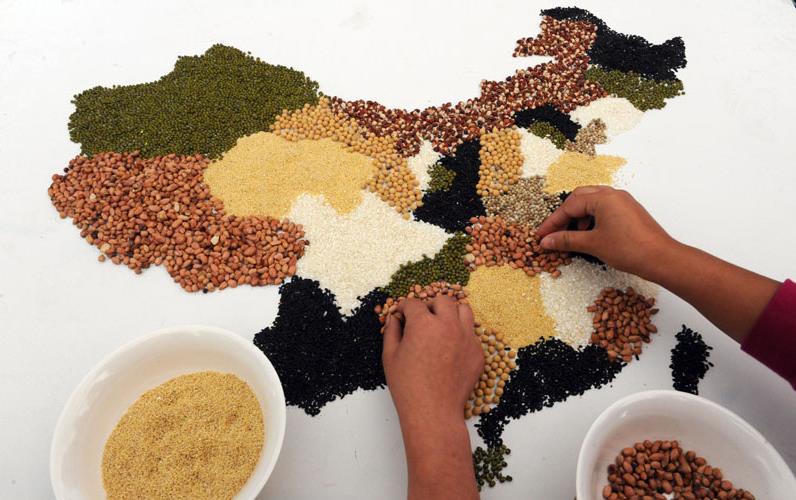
670;325;714;395
49;8;692;486
49;151;306;292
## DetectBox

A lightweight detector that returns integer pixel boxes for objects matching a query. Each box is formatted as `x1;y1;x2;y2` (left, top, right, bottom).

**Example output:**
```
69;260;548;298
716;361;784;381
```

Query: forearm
399;411;479;500
644;240;779;343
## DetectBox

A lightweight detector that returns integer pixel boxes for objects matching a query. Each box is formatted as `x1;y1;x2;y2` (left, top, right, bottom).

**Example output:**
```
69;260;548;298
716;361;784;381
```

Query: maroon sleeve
741;279;796;389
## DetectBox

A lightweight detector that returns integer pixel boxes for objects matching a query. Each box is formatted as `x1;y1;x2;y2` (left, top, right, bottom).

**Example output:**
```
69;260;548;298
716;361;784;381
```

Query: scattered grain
482;176;561;229
670;325;714;395
569;97;643;137
517;128;563;177
588;286;659;363
565;118;607;156
477;127;523;196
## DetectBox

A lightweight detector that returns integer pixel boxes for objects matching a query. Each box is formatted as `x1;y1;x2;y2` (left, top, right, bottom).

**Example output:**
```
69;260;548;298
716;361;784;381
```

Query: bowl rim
575;389;795;499
49;324;286;500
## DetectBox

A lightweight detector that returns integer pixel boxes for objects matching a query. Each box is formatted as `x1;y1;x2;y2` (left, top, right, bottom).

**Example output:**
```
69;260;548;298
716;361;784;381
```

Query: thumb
382;314;402;360
540;230;595;253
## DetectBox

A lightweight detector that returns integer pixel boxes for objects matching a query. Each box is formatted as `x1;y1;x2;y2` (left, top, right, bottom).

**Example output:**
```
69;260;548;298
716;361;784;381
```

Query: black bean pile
670;325;714;395
514;105;581;141
477;338;624;448
414;140;486;231
253;278;386;416
542;7;687;80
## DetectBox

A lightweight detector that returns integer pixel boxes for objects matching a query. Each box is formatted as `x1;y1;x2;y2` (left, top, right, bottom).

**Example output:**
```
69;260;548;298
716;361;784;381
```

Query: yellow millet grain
543;151;626;193
271;98;423;217
204;132;374;217
102;371;264;500
464;266;557;349
477;127;523;196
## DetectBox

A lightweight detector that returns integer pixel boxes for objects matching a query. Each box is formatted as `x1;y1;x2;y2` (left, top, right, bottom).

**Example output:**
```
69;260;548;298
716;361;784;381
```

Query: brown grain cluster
565;118;608;156
374;281;516;419
477;127;523;196
463;215;570;277
603;440;755;499
271;97;422;217
49;151;306;292
589;287;659;363
329;16;605;156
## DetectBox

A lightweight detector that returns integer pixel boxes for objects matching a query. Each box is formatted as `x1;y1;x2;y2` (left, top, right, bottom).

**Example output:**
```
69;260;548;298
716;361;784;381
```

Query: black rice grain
670;324;713;395
253;278;386;416
414;140;485;231
477;338;624;447
513;105;581;141
541;7;687;81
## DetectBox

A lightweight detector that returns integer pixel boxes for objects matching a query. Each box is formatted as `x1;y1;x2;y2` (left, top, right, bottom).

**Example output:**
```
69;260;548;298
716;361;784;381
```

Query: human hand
382;296;484;424
536;186;675;280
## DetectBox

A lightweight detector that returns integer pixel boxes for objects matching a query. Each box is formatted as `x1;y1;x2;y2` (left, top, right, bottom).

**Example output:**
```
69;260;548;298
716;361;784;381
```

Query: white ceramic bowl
50;325;286;500
576;390;795;499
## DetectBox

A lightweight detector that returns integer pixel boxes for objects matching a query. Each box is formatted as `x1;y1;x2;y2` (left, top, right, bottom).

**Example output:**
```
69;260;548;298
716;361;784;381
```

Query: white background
1;0;796;498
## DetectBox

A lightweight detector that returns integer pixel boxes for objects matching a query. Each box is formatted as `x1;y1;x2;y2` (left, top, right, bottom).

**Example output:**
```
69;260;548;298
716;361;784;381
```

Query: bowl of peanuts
576;390;795;499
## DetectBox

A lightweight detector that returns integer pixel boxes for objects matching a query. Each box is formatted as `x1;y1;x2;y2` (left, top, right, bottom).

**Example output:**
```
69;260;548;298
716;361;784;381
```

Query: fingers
395;297;432;327
428;294;459;321
382;314;402;360
457;303;475;335
540;229;595;253
536;188;606;238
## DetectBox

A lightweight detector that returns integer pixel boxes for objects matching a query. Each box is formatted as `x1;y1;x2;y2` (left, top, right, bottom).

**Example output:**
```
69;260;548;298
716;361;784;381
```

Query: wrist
638;237;689;285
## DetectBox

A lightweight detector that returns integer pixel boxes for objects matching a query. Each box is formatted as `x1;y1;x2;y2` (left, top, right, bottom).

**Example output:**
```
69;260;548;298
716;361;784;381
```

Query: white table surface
1;1;795;498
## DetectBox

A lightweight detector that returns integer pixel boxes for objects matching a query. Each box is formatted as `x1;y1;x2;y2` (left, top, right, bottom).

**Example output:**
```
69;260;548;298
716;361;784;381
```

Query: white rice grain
518;129;563;178
539;258;659;347
569;97;644;137
407;140;441;191
287;192;449;314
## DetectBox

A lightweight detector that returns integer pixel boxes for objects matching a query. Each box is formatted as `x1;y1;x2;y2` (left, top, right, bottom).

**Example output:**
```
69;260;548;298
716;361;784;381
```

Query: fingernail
541;235;553;249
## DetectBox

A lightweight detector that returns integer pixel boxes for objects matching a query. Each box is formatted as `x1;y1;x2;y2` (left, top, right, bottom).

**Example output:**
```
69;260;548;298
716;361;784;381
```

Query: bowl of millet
576;390;795;500
50;325;286;500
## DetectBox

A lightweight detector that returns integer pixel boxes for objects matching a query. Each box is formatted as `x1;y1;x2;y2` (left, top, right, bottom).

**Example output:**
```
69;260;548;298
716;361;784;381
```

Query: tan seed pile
463;215;570;278
204;133;375;217
603;440;755;499
271;97;422;217
329;16;604;155
49;151;306;292
465;266;557;349
565;118;608;156
102;371;264;500
589;287;659;363
544;151;626;193
482;176;562;229
375;281;516;418
477;127;523;196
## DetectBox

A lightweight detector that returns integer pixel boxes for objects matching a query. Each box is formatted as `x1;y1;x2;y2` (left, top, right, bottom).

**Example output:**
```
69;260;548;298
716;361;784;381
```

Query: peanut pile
271;97;422;217
375;281;516;419
589;287;659;363
329;16;604;156
49;152;306;292
477;127;523;196
604;440;755;499
463;215;570;277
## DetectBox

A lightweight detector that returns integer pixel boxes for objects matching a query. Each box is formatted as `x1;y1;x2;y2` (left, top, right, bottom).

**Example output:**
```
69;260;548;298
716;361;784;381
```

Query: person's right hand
536;186;675;280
